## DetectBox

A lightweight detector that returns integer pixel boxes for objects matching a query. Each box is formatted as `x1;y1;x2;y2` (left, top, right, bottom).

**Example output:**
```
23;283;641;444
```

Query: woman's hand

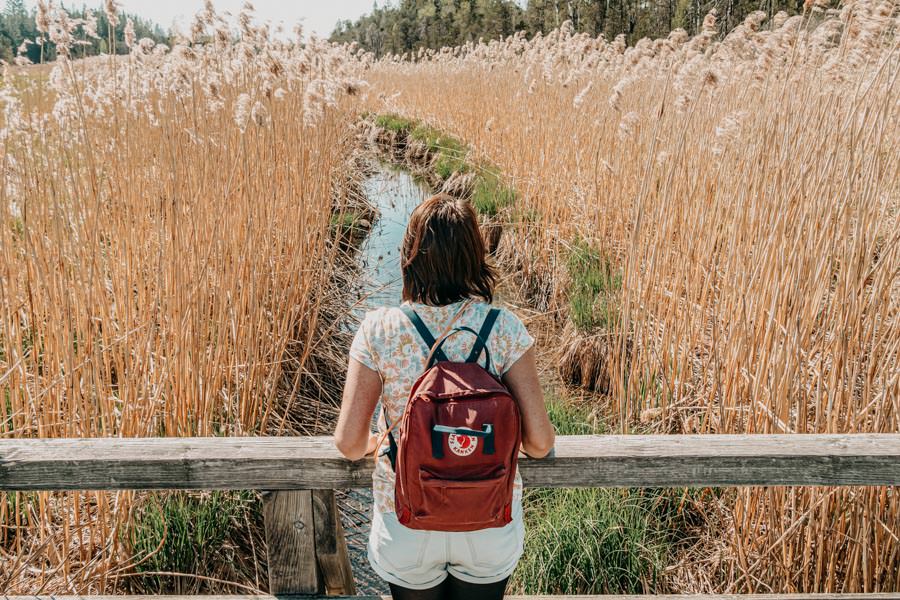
520;442;555;459
365;431;381;456
334;358;383;461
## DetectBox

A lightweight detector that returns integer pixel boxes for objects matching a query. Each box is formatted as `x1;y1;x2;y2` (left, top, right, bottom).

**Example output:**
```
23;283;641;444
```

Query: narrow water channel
358;163;430;308
340;163;430;594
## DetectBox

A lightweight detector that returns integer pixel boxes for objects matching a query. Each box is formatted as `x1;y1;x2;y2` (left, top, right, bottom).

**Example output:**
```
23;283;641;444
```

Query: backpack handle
426;326;493;372
425;307;501;372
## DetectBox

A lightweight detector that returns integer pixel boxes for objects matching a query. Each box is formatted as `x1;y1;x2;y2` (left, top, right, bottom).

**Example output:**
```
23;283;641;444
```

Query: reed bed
364;1;900;592
0;2;368;592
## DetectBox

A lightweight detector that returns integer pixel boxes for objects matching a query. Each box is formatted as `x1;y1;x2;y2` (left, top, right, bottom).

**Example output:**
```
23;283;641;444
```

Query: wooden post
312;489;357;596
263;490;322;595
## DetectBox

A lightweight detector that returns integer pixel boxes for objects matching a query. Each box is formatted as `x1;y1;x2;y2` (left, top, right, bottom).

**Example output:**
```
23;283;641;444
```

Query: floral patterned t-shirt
349;299;534;515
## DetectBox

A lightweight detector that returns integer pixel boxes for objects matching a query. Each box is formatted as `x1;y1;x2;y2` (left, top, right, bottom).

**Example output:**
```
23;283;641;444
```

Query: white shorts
367;498;525;590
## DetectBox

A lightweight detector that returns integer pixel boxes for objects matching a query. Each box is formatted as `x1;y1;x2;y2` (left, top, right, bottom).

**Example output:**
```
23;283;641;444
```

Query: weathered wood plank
263;490;320;595
311;489;356;596
0;436;371;490
1;434;898;491
5;594;900;599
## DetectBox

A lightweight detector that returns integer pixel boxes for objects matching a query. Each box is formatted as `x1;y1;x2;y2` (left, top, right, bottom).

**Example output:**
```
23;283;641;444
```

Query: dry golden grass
364;2;900;592
0;4;369;592
2;0;898;593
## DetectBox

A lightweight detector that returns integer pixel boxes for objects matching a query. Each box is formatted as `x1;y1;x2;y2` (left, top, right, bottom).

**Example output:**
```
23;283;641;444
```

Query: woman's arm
334;357;382;461
502;347;555;458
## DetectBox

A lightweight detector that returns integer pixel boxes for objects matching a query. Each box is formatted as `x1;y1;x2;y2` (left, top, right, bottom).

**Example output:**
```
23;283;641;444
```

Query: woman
335;193;555;600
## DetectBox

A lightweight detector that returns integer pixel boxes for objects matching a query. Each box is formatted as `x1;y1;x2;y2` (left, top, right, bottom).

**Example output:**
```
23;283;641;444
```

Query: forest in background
2;0;814;65
330;0;808;56
0;0;167;63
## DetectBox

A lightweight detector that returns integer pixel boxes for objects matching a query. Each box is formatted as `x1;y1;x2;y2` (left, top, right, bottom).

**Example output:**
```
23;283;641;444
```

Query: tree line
1;0;168;64
329;0;807;56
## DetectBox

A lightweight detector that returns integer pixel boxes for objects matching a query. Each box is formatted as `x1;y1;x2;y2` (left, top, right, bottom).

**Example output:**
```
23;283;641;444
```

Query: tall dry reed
0;2;368;591
364;1;899;592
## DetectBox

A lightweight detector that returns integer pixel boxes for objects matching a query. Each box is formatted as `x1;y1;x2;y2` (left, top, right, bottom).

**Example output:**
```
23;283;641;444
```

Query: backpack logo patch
448;433;478;457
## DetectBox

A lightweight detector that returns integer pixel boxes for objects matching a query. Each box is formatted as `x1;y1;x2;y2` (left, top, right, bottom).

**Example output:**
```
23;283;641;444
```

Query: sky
25;0;379;38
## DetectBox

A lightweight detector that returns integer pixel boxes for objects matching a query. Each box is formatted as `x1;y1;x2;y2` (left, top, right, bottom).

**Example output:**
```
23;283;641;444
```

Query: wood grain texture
1;434;899;491
263;490;320;595
311;489;356;596
6;594;900;599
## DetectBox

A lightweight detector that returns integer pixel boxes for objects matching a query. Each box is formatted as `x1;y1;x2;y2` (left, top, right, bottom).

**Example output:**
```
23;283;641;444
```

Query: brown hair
401;194;496;306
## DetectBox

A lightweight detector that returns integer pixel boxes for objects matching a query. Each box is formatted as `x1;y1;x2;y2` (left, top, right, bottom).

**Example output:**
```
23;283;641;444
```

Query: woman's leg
388;578;448;600
444;573;509;600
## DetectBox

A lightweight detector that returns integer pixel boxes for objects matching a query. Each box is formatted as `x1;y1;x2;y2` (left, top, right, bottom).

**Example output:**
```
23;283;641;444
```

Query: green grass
12;327;45;377
2;491;36;525
1;491;38;546
567;239;623;332
374;114;471;178
126;491;259;593
9;217;24;238
511;206;541;225
434;153;470;180
544;393;606;435
373;113;415;134
372;113;517;217
408;122;472;178
330;209;368;231
471;171;516;217
409;123;466;156
514;487;671;594
512;392;704;595
330;208;371;248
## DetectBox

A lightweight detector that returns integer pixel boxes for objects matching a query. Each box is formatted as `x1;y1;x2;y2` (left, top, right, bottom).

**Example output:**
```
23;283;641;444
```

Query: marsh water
358;163;430;308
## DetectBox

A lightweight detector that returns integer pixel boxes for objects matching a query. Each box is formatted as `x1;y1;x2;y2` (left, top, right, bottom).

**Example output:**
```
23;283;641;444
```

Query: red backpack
379;302;522;532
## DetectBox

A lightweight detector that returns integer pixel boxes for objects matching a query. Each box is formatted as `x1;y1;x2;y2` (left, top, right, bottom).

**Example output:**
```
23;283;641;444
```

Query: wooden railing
4;596;900;600
2;433;899;598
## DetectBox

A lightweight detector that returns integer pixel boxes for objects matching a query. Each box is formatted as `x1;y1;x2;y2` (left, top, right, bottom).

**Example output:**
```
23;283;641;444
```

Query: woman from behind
335;193;555;600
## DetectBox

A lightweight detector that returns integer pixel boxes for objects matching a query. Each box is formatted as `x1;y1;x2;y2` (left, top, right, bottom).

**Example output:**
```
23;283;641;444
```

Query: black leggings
388;573;509;600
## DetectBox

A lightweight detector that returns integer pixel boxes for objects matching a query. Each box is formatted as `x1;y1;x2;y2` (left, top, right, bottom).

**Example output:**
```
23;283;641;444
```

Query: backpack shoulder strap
466;308;501;369
400;305;450;363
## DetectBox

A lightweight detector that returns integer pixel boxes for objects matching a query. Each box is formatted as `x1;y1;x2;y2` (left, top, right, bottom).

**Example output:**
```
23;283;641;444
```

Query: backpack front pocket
416;467;509;527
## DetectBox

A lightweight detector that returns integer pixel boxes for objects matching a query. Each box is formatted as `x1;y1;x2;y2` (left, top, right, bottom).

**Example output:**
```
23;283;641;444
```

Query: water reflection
358;164;430;310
